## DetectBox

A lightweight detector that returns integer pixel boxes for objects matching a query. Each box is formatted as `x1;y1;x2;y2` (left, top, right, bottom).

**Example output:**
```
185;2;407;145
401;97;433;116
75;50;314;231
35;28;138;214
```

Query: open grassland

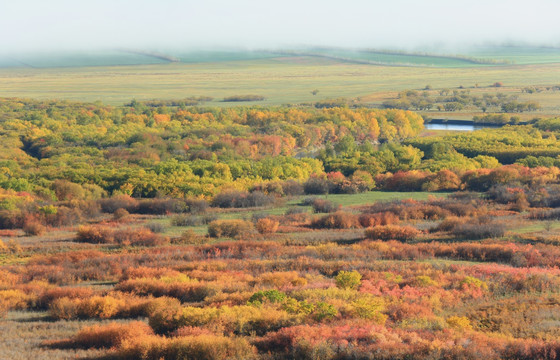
1;57;560;106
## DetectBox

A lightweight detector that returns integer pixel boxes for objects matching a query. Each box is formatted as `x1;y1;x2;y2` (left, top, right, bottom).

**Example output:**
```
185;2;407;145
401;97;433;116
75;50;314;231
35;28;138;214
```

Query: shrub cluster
311;212;359;229
358;212;399;227
305;199;340;213
76;226;168;246
364;225;419;242
98;196;188;214
171;214;217;226
207;220;254;238
451;220;506;239
212;191;275;208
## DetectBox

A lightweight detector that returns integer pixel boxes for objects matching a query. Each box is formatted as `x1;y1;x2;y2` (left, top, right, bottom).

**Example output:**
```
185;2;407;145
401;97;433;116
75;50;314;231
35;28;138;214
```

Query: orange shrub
72;321;154;349
118;334;257;360
0;269;19;287
115;228;168;246
421;170;462;191
141;296;182;316
120;266;182;281
0;289;35;311
39;287;95;309
258;271;307;288
76;226;168;246
256;218;280;234
358;212;399;227
23;219;46;236
364;225;419;242
113;208;129;221
116;277;216;303
50;295;127;320
77;295;126;319
76;225;111;244
172;326;216;337
49;297;81;320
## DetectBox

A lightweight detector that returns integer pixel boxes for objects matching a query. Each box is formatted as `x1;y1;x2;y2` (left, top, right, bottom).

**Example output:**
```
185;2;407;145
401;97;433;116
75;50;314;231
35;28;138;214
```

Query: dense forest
2;97;560;200
0;98;425;198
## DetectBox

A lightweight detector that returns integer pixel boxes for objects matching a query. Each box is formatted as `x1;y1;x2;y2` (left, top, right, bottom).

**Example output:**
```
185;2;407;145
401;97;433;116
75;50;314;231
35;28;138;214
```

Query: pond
424;121;504;131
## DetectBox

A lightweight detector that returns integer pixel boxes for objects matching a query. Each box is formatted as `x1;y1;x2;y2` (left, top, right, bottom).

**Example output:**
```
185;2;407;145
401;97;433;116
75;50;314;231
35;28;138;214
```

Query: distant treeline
126;97;213;107
222;95;266;102
382;89;541;113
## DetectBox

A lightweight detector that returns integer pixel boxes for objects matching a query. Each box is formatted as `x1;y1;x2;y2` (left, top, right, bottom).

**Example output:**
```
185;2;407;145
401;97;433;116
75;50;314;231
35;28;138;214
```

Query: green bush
248;290;287;306
335;270;362;290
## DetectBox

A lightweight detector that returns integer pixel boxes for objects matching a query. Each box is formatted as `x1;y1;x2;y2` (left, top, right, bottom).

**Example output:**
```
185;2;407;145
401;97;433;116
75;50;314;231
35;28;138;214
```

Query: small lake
424;122;504;131
425;123;484;131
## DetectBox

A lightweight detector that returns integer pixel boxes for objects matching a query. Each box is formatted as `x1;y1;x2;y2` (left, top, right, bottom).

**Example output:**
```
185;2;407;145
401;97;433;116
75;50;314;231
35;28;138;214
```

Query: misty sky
2;0;560;53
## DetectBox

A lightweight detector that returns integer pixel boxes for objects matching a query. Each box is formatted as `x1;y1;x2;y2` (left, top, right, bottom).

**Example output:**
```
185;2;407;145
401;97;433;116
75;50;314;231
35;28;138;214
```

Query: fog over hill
2;0;560;54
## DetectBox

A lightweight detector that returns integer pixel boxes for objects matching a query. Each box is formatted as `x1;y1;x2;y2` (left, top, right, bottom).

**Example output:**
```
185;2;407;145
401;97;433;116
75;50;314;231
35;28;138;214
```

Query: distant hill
2;45;560;69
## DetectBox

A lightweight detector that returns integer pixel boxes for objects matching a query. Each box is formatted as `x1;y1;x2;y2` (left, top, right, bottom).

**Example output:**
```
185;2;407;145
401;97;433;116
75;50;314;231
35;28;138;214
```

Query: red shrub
39;287;95;309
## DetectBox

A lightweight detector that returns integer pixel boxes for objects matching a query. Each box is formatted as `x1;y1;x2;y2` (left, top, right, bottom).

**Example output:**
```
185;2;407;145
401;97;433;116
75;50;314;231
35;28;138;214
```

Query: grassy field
1;56;560;107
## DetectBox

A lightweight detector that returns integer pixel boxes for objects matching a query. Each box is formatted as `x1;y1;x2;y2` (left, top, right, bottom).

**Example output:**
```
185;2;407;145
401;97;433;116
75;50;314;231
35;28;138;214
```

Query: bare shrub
113;208;129;221
23;219;45;236
303;177;329;195
452;221;506;239
310;199;339;213
212;191;275;208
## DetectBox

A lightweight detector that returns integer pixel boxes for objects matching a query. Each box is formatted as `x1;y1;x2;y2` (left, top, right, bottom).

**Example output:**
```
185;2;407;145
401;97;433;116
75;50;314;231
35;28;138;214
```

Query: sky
2;0;560;53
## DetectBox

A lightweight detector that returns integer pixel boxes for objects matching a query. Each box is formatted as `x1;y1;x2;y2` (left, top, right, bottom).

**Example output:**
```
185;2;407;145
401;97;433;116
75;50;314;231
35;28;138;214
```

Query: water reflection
424;123;492;131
